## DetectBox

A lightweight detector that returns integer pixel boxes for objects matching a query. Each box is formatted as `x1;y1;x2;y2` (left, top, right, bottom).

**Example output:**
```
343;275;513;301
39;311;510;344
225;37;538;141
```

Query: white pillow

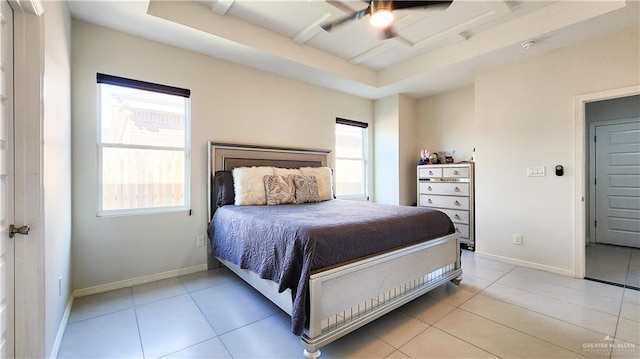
300;167;333;201
232;166;274;205
274;167;302;177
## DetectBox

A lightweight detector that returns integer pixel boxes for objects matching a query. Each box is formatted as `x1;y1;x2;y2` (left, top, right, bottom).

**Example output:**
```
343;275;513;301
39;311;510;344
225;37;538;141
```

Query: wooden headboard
207;141;332;221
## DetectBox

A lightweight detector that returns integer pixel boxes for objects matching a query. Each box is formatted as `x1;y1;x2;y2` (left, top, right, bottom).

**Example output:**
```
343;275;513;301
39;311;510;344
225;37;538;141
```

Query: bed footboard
302;233;461;357
217;233;461;359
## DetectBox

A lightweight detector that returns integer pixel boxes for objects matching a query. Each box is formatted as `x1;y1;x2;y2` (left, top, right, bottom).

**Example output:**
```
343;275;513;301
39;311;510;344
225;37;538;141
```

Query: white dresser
417;163;475;250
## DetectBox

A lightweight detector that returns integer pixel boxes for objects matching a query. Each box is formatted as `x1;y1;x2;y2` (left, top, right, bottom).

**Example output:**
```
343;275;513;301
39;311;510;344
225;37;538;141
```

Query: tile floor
586;243;640;289
58;250;640;359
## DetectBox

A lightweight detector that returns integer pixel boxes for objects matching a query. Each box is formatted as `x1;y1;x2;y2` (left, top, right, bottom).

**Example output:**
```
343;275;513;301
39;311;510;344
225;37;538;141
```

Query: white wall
43;1;72;356
398;95;419;206
373;94;419;206
71;20;373;290
373;96;400;204
473;26;639;274
418;86;475;163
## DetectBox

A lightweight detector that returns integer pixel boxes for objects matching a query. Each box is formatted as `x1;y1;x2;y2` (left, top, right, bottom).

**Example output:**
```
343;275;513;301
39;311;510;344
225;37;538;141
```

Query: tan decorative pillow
292;175;321;204
232;166;274;205
300;167;333;201
263;175;296;205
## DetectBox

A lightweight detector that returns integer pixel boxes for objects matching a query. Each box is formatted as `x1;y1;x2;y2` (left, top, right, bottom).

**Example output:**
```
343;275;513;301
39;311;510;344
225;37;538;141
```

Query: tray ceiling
68;0;640;99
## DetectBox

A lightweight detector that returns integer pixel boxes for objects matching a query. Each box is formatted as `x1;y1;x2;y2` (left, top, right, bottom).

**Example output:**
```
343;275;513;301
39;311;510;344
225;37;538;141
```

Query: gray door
594;120;640;247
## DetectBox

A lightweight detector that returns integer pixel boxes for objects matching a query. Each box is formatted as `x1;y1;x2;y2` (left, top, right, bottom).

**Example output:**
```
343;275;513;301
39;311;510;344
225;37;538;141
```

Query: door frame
589;118;640;246
574;85;640;278
10;0;45;357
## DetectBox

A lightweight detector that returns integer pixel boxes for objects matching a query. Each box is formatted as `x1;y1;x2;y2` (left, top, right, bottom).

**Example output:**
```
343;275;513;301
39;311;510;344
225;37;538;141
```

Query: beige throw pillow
232;166;274;205
300;167;333;201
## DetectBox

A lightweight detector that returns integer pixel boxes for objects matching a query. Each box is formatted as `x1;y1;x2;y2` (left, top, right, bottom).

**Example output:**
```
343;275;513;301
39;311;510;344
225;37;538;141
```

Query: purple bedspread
208;199;454;336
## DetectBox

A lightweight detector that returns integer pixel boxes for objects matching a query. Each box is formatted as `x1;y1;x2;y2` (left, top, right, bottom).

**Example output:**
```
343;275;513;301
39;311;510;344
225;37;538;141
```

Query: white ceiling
68;0;640;99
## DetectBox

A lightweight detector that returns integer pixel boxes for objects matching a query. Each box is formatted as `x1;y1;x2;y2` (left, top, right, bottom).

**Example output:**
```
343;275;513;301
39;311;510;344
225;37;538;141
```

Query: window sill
97;205;190;218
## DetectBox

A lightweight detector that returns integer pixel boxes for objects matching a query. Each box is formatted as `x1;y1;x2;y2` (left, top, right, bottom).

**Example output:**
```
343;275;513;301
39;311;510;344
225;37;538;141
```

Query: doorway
585;95;640;288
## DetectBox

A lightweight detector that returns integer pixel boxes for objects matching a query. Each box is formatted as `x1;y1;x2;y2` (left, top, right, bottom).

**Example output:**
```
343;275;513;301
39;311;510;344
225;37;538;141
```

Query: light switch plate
527;167;545;177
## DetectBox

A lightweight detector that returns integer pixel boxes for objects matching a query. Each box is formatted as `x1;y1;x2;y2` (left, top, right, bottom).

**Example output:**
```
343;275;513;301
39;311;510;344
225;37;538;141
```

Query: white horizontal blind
97;74;191;215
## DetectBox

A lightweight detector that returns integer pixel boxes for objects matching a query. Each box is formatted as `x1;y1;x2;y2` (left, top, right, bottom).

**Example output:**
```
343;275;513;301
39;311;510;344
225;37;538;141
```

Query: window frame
334;118;369;201
96;73;191;217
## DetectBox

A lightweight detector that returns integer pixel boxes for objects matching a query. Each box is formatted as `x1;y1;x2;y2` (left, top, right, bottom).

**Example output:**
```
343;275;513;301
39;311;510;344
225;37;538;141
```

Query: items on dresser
417;163;475;251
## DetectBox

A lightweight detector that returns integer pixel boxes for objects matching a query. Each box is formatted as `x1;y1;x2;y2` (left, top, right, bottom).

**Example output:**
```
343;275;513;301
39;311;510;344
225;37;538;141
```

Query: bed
207;142;462;358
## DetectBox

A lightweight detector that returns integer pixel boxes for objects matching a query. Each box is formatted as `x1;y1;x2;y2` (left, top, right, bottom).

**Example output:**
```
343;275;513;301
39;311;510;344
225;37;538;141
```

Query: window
97;74;191;215
335;118;368;201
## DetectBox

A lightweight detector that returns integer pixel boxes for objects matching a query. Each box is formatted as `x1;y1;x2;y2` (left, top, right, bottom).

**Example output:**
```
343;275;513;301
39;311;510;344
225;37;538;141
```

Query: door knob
9;224;30;238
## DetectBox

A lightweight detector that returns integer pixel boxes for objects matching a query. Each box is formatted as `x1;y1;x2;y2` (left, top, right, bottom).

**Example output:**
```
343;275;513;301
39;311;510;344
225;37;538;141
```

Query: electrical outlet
513;234;523;245
196;235;205;247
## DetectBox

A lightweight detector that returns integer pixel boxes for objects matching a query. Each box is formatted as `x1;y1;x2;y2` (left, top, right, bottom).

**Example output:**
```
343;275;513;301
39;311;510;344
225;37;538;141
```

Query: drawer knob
454;214;460;219
427;186;432;191
454;170;459;175
427;199;432;204
454;187;460;192
428;171;433;175
454;200;460;206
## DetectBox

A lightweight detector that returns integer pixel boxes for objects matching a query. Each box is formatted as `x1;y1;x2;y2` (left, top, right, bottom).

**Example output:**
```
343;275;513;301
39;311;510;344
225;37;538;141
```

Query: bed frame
207;141;462;358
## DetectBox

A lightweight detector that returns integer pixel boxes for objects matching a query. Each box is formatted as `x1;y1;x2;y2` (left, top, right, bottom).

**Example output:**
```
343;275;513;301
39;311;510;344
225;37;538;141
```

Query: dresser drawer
455;223;470;238
418;167;442;178
419;195;469;210
419;182;469;196
438;208;469;224
443;167;469;178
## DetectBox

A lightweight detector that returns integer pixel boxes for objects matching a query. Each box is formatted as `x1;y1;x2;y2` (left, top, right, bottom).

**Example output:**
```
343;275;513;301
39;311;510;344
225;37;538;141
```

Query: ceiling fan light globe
370;10;393;28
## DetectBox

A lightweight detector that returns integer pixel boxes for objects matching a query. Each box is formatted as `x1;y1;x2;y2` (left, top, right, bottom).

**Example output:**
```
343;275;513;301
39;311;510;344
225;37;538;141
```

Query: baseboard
72;264;208;298
474;251;575;277
49;294;74;359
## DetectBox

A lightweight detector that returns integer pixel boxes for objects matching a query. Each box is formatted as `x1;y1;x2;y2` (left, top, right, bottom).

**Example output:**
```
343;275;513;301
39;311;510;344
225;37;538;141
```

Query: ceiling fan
322;0;453;38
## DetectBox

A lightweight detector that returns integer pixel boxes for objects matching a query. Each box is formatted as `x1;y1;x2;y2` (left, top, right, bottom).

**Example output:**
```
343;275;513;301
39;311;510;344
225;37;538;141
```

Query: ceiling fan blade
321;8;370;31
391;1;453;11
382;26;397;39
325;0;359;14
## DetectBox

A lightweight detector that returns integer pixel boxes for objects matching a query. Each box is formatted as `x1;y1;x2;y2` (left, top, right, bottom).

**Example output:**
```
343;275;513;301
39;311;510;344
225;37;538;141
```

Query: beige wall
419;25;639;274
43;1;72;356
373;94;419;206
373;95;400;204
418;86;475;163
71;20;373;290
398;95;419;206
